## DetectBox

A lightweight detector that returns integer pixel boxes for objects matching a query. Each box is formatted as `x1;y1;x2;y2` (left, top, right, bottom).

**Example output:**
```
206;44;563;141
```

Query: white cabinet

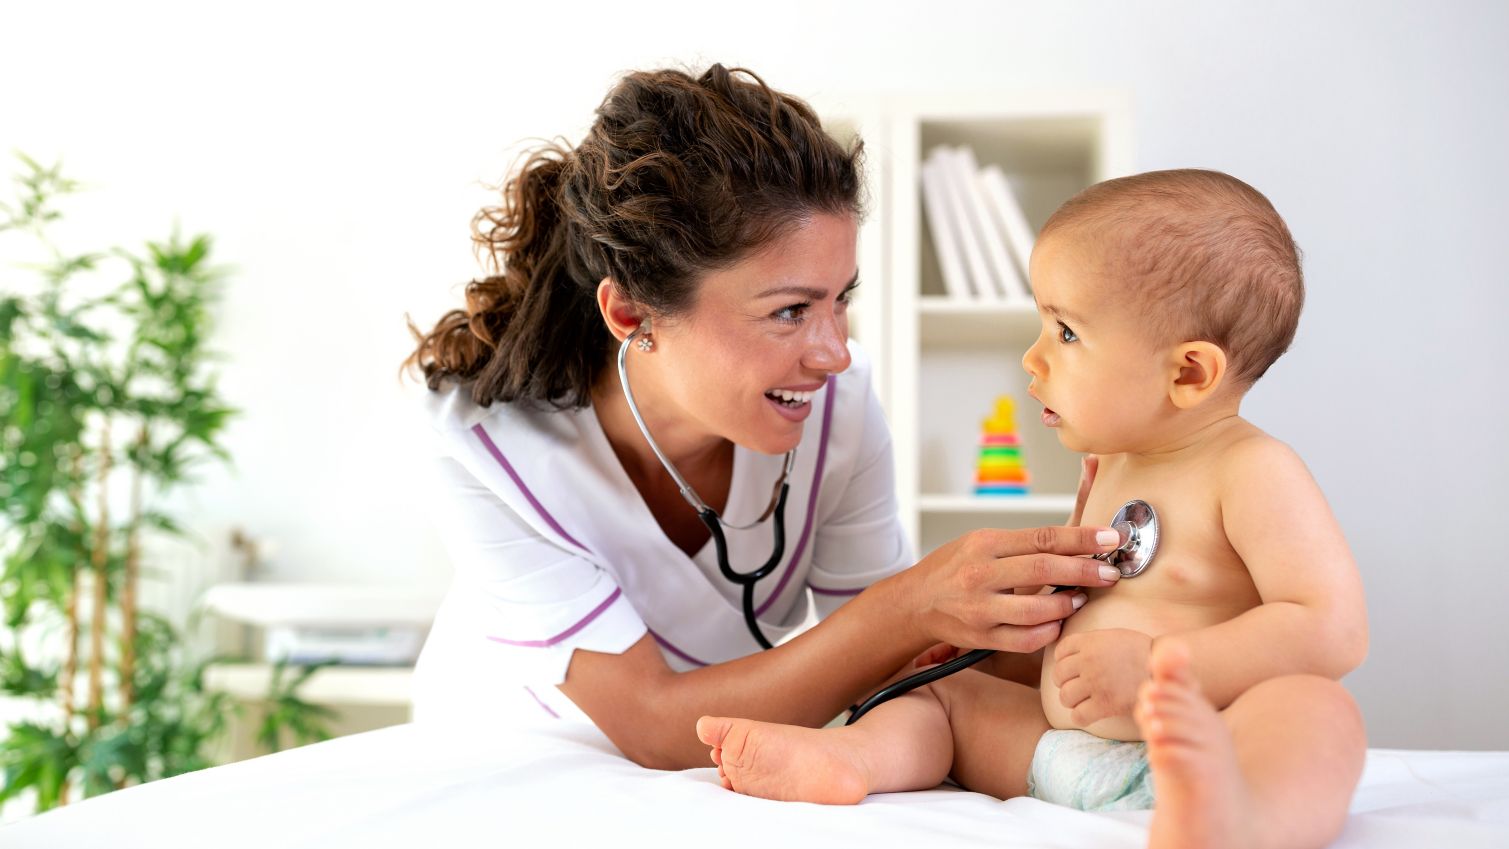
820;93;1134;554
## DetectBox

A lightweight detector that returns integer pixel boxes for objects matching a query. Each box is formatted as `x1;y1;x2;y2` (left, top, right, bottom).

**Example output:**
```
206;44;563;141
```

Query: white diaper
1026;729;1156;812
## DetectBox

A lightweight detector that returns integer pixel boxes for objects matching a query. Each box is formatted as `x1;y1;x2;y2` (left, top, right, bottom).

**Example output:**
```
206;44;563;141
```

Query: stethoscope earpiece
616;328;796;650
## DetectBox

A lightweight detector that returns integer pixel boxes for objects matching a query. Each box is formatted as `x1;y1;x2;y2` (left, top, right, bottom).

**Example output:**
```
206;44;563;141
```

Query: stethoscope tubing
618;327;794;650
846;502;1157;726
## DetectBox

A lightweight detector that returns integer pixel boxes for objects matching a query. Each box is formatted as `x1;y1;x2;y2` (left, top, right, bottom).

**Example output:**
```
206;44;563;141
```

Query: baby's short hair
1040;169;1303;387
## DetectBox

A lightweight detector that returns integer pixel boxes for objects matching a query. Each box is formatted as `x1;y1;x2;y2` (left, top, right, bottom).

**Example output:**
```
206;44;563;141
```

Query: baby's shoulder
1211;421;1313;491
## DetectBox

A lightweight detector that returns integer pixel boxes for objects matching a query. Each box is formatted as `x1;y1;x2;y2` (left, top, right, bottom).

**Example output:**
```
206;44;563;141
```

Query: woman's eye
774;304;809;324
1058;322;1079;343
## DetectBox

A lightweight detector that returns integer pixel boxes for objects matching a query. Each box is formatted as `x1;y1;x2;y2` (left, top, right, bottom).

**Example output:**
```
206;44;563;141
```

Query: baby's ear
1167;341;1228;409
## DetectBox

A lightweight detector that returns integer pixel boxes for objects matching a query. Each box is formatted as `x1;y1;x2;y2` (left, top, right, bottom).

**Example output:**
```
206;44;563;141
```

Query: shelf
204;663;414;707
918;493;1077;515
815;93;1131;555
918;298;1042;347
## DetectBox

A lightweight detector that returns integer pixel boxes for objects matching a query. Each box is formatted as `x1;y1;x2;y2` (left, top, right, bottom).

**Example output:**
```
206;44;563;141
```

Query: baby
696;169;1369;849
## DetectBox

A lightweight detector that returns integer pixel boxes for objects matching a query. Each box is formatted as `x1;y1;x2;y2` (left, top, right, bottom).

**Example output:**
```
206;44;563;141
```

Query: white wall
5;0;1506;749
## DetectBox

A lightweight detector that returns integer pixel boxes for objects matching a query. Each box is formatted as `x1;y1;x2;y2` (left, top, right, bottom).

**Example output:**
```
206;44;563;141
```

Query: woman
405;64;1124;770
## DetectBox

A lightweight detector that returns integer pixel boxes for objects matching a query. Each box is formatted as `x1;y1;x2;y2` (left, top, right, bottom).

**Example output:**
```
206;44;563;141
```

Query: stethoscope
845;499;1161;724
618;325;796;649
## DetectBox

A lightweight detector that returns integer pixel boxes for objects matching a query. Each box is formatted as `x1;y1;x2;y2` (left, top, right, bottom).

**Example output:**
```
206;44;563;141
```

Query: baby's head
1023;169;1302;454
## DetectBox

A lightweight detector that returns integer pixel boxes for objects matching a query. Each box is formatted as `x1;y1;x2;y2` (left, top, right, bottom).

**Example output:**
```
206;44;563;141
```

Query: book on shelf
980;164;1037;292
920;145;1040;304
919;154;974;301
951;147;1032;305
931;146;1001;302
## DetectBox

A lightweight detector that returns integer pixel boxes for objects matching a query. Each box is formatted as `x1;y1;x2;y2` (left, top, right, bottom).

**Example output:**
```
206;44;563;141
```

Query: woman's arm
559;524;1125;770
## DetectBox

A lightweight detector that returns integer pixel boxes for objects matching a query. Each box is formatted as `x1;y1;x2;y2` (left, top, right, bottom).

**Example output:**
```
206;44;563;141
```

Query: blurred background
2;0;1505;788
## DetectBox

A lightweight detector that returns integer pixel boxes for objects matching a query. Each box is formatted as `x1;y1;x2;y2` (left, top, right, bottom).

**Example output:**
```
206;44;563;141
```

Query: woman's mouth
765;388;815;408
765;388;816;422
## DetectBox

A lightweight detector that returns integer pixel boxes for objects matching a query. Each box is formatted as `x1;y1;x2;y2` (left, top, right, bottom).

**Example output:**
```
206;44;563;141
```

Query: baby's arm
1164;436;1368;708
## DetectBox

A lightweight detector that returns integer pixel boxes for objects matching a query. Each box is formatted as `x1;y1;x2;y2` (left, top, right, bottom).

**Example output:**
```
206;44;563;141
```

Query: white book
980;164;1038;293
930;147;999;302
918;154;973;301
951;147;1031;304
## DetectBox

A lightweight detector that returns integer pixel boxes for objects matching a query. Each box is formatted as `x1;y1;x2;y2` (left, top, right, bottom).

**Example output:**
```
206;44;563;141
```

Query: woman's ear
1168;341;1228;409
596;278;647;342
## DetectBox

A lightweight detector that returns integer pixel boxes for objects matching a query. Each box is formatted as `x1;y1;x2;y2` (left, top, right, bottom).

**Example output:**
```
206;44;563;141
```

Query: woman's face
647;212;858;456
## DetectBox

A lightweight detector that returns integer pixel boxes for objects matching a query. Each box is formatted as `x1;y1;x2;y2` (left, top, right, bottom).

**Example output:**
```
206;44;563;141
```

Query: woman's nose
806;311;852;374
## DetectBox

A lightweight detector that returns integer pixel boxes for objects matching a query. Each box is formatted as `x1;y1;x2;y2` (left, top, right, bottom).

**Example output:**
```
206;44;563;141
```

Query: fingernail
1095;529;1119;546
1071;593;1087;610
1099;565;1121;582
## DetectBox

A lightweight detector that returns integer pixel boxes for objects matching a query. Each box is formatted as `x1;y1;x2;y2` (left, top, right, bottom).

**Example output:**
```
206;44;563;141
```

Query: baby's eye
1058;322;1079;343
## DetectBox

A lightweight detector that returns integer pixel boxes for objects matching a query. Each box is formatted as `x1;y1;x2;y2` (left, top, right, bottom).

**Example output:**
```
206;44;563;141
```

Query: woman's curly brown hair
405;64;865;409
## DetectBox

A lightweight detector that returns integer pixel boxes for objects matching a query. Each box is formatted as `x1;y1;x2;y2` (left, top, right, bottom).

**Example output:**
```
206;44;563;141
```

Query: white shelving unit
818;92;1133;555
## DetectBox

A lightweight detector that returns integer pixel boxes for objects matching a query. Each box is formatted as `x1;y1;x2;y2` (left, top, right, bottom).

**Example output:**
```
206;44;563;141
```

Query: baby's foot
695;716;869;805
1136;642;1257;849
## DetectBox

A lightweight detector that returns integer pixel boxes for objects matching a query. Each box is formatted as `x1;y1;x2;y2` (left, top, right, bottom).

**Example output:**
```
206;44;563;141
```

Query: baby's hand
1052;628;1152;725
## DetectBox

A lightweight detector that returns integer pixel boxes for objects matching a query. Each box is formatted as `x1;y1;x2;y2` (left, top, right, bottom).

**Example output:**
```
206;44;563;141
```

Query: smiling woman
401;63;1126;771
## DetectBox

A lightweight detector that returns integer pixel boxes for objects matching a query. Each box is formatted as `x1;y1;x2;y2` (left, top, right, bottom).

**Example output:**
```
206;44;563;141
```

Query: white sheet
5;721;1508;848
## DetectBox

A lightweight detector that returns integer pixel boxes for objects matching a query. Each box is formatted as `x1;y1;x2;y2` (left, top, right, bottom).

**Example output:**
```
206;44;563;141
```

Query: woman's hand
1068;454;1100;528
911;642;963;669
895;524;1126;655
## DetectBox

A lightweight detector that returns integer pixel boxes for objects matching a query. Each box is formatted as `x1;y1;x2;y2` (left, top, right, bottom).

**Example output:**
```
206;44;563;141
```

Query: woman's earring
636;334;654;353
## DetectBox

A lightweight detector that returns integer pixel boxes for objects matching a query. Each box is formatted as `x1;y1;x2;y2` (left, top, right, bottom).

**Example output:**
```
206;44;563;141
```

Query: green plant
0;155;332;814
255;660;339;754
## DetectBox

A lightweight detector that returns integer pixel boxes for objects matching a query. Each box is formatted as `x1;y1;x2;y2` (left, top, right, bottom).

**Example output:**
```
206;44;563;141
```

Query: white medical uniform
412;342;912;728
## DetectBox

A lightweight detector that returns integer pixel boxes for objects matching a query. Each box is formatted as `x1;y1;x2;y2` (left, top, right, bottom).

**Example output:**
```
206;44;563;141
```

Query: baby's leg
696;668;1048;804
1137;642;1365;849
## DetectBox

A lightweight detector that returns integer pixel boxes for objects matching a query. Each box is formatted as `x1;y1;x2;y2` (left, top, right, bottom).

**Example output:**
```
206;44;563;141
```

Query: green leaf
0;721;78;811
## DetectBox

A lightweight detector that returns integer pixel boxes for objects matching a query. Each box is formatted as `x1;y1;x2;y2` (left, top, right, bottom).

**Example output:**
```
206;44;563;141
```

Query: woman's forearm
633;572;933;769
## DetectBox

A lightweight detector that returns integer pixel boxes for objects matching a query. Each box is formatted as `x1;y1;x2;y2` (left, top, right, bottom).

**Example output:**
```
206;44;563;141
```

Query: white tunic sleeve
805;370;915;618
417;455;648;696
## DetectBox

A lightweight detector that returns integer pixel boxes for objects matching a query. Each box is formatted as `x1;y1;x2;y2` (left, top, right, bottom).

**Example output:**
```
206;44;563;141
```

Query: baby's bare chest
1075;466;1260;626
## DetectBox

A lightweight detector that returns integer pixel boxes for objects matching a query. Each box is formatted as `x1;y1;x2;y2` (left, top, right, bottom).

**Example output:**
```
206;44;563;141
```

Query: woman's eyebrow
755;271;860;300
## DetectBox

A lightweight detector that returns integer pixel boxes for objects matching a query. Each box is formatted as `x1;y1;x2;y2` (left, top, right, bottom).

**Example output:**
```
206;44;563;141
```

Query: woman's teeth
766;389;814;407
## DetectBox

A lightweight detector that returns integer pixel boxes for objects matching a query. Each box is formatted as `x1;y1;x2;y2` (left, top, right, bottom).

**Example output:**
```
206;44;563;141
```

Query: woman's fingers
988;620;1062;653
991;552;1123;593
1068;455;1099;527
989;588;1087;627
974;525;1124;561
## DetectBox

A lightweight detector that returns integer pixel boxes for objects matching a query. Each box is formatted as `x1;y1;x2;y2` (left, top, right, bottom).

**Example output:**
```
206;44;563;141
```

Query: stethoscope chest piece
1100;499;1159;578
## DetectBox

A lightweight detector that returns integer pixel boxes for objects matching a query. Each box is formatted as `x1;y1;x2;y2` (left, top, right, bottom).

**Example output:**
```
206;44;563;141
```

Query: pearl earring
636;334;654;352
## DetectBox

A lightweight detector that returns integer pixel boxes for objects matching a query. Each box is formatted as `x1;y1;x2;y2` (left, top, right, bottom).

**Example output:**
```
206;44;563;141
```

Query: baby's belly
1039;592;1246;741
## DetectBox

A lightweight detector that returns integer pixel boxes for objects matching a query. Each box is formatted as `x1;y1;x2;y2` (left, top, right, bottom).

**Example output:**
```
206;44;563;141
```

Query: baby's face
1022;234;1172;454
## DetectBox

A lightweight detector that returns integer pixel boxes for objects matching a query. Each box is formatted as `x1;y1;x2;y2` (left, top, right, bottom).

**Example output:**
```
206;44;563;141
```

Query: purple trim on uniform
469;377;836;663
754;375;837;617
522;686;561;719
649;629;710;667
808;584;865;597
471;423;589;553
486;588;623;648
